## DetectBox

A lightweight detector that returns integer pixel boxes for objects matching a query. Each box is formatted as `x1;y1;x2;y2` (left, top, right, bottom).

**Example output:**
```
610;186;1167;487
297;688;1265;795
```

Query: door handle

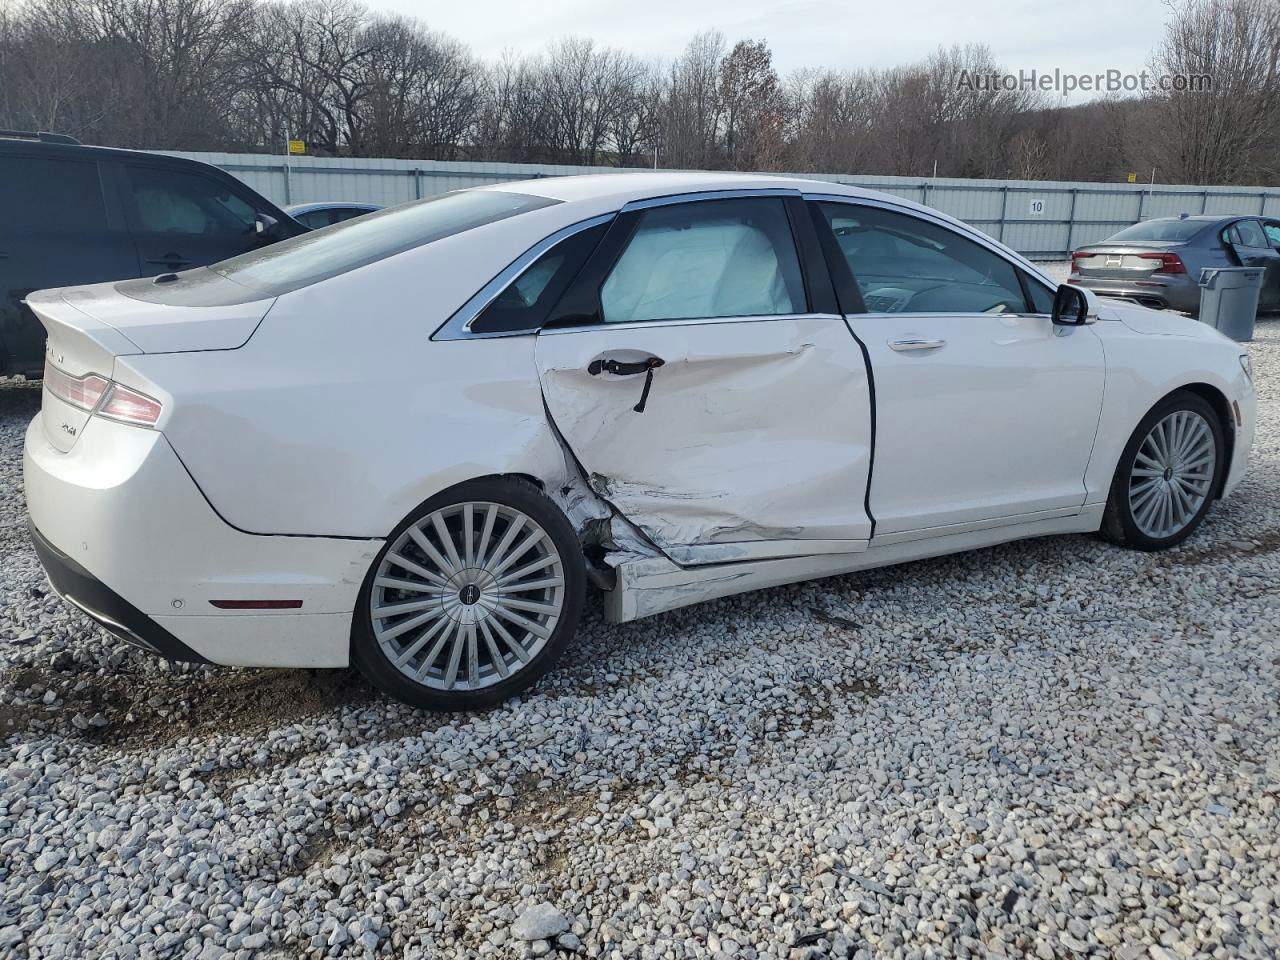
587;355;665;413
888;337;946;352
146;254;192;268
588;355;665;376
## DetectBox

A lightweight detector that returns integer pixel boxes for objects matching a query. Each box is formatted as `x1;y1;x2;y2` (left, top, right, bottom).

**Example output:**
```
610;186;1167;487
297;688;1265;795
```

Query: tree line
1;0;1277;185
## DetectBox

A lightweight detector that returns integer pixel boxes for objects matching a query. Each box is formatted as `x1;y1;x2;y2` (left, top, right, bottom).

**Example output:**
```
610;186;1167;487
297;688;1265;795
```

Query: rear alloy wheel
353;478;584;709
1102;391;1225;550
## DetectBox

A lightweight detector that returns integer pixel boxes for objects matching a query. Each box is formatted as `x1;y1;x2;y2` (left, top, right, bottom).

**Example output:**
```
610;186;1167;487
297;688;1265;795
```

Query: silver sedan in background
1070;215;1280;315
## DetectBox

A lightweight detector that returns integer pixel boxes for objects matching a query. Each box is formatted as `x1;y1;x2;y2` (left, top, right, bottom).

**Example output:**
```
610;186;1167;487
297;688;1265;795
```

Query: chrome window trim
802;192;1059;293
620;187;802;212
432;213;616;340
538;312;844;336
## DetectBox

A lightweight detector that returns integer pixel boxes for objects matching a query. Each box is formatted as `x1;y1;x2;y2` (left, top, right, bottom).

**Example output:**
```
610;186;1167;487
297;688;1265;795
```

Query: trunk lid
57;279;275;354
27;280;273;452
1072;242;1183;280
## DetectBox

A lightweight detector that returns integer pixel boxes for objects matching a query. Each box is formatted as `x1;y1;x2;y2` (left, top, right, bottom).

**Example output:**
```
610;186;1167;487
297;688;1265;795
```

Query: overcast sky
377;0;1175;103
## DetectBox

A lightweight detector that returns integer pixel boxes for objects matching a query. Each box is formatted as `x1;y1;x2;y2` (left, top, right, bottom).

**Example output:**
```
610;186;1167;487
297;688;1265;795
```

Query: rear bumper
1072;274;1201;313
30;520;210;663
23;412;380;667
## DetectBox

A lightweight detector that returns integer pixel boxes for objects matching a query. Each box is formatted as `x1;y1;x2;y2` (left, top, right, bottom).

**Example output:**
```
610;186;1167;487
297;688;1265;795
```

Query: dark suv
0;132;306;376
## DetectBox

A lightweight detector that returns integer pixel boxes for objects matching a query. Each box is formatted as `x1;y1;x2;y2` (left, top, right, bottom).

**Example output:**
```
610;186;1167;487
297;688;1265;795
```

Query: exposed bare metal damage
542;430;663;576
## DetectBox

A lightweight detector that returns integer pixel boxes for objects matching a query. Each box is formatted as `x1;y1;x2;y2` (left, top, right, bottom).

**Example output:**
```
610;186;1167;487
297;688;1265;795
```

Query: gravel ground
2;323;1279;960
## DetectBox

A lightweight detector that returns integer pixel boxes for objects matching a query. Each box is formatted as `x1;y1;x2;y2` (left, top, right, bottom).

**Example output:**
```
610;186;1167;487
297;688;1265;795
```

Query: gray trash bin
1198;266;1265;342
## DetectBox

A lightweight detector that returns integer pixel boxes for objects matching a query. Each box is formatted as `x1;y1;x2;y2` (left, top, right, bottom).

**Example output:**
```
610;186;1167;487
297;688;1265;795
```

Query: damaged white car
24;172;1256;709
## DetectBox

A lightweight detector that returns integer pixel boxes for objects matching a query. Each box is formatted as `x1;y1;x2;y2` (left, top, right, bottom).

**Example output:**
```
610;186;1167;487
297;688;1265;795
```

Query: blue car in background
285;201;382;230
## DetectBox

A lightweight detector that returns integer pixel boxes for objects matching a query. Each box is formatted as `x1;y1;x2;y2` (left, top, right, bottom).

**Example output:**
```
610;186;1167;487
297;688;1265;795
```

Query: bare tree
717;39;782;168
2;0;1276;185
658;30;723;168
1147;0;1280;183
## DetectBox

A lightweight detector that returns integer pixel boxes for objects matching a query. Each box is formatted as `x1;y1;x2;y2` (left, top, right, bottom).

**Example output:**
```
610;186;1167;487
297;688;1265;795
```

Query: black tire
1100;390;1225;551
352;476;585;710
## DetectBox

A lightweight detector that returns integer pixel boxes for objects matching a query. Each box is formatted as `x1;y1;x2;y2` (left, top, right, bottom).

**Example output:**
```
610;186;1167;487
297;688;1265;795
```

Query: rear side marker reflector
209;600;304;610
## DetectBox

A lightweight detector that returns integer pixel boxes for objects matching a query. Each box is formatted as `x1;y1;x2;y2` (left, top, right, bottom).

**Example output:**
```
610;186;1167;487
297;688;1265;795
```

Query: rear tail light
96;383;163;426
43;360;163;427
1138;252;1186;274
43;360;109;411
1070;252;1091;273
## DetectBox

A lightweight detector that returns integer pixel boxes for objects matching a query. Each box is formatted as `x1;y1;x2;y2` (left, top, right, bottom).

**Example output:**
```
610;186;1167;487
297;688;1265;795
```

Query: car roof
1144;215;1252;224
0;136;248;176
478;170;989;241
481;170;913;209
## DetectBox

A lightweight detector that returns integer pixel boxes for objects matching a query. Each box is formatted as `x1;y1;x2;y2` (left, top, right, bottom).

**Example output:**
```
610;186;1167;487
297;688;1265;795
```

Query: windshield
1106;219;1208;243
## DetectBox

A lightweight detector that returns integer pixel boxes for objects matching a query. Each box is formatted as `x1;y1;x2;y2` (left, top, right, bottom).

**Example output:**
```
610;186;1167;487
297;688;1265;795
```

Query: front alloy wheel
353;478;585;709
1127;409;1216;540
1102;391;1225;550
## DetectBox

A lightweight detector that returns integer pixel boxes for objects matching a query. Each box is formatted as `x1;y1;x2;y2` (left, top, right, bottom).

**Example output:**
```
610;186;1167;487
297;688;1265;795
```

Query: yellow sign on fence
287;139;306;155
1126;172;1137;183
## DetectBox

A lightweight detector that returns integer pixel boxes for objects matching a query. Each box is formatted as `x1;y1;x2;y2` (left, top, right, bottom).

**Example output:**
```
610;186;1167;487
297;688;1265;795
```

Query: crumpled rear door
535;315;873;565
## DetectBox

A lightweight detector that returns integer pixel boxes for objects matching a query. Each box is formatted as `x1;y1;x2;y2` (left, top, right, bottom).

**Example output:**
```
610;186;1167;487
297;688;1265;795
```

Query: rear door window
0;155;109;234
125;165;258;239
598;198;806;324
0;154;137;367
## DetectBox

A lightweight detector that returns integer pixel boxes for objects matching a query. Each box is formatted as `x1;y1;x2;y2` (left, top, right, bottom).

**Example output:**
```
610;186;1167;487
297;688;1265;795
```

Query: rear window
1106;219;1208;242
215;190;555;294
118;189;557;305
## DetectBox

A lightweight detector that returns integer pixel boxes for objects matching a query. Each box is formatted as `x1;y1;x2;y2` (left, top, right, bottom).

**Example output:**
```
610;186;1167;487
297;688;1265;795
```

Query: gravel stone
512;903;570;940
3;323;1280;958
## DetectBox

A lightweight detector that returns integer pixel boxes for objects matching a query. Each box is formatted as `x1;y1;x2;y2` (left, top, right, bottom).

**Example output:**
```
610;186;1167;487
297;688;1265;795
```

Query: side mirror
1052;283;1099;326
254;213;281;242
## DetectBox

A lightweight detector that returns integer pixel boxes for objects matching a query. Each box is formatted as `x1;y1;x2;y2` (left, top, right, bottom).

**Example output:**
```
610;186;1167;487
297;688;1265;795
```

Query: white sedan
23;173;1256;709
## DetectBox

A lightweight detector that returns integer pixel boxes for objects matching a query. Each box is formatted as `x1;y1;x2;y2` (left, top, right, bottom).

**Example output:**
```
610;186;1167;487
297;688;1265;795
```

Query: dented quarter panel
535;315;874;564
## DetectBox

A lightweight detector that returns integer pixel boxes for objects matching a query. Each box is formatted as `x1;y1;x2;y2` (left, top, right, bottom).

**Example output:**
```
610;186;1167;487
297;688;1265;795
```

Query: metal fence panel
166;151;1280;260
